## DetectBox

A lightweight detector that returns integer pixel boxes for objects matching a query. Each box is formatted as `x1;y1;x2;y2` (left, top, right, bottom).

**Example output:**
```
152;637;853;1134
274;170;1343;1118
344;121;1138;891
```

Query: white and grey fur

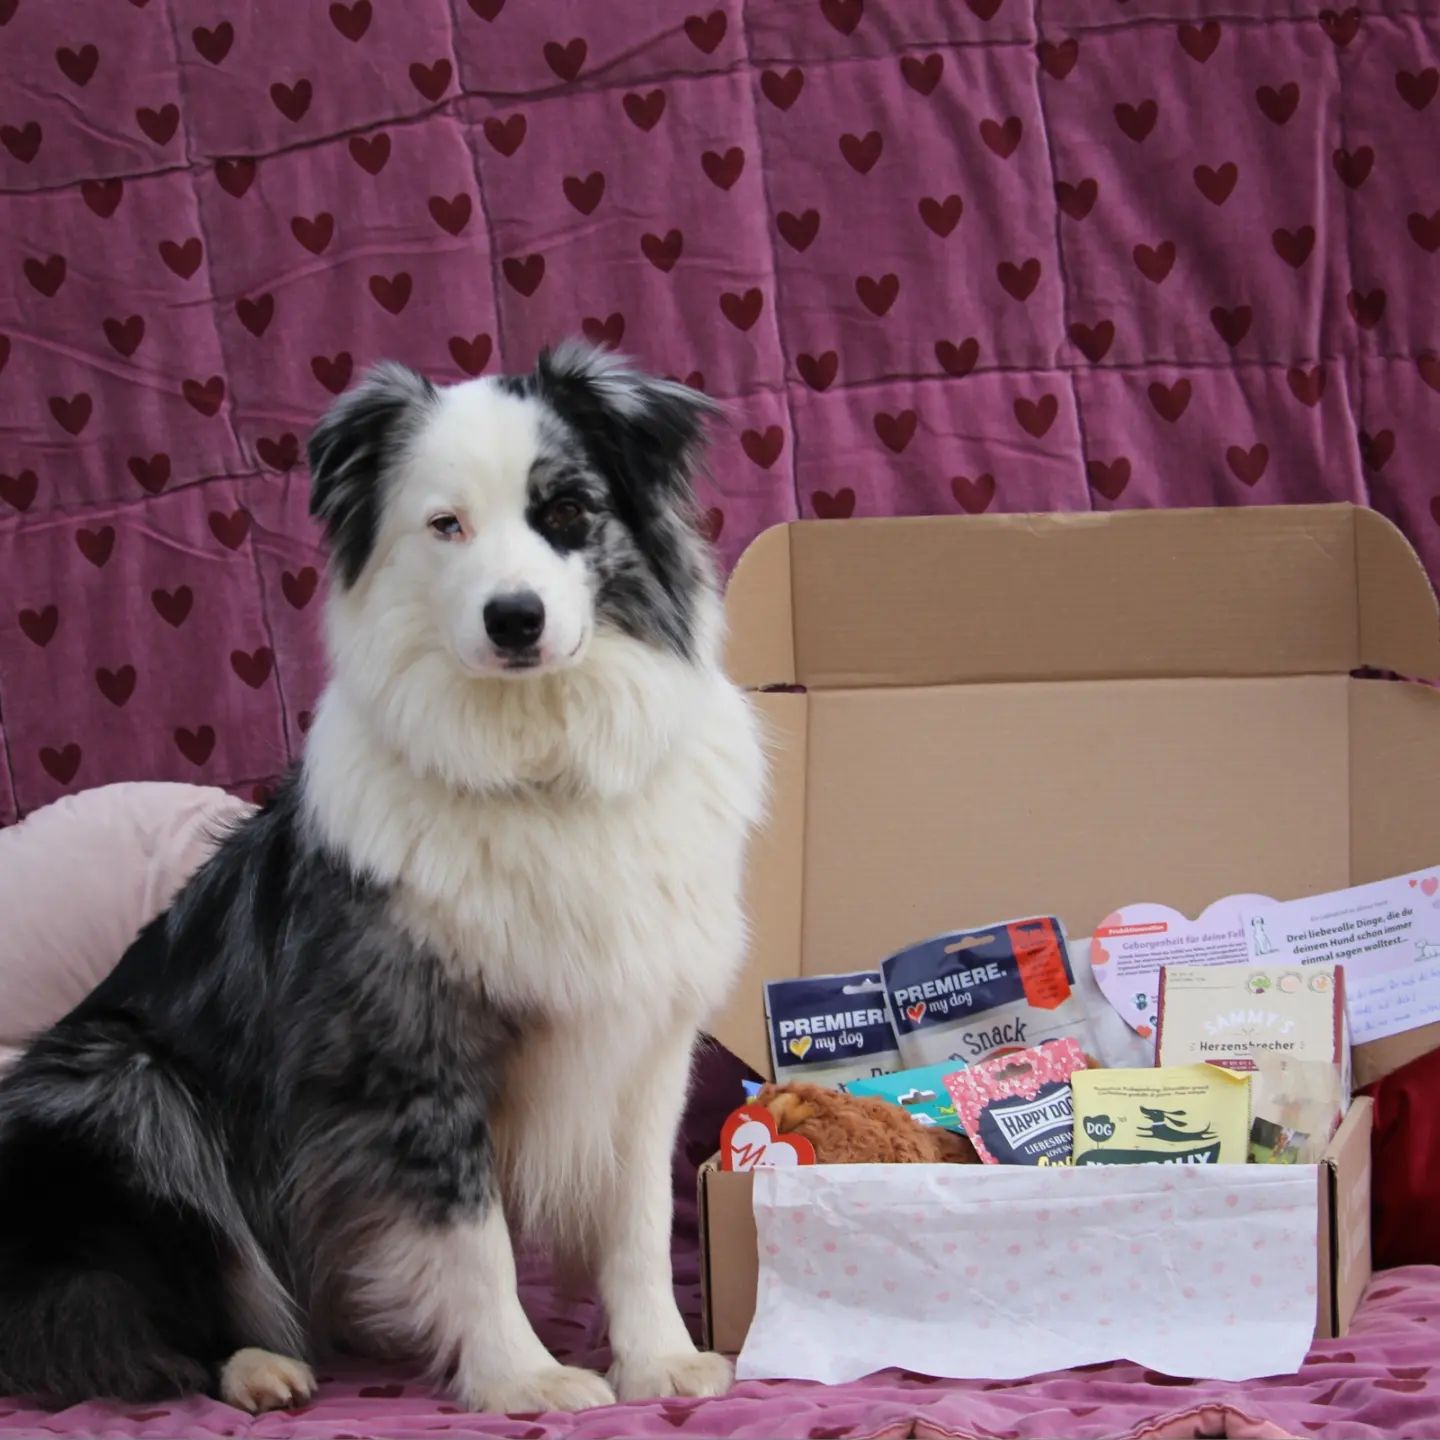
0;343;766;1414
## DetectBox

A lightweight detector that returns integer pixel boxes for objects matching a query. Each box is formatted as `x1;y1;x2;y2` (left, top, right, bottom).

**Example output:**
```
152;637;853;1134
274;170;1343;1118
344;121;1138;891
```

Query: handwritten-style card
1093;865;1440;1046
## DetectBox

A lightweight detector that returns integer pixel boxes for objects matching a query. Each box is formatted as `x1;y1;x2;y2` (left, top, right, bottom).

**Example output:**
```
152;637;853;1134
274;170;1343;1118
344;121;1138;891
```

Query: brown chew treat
757;1081;979;1165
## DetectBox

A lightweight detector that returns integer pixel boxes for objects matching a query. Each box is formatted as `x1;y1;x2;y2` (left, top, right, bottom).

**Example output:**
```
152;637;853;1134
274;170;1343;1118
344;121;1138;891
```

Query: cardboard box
702;504;1439;1354
699;1096;1373;1352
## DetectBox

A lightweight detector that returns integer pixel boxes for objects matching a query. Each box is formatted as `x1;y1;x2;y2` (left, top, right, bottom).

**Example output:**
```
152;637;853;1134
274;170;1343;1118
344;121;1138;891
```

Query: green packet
845;1060;969;1131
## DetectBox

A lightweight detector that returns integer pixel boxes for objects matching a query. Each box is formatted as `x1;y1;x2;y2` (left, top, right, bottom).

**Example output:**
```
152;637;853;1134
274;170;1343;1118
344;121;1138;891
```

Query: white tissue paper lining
737;1162;1318;1385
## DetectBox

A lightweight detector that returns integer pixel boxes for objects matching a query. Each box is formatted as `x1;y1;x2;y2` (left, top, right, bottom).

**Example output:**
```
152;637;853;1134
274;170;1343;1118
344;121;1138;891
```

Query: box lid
725;506;1440;690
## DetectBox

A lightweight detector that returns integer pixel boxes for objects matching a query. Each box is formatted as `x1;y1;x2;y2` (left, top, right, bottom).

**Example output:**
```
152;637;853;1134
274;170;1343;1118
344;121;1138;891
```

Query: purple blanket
4;1;1440;822
1;1264;1437;1439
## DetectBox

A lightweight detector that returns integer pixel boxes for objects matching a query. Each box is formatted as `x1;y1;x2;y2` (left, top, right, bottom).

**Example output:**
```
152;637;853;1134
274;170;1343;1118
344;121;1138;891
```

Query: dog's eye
429;514;463;539
542;499;586;534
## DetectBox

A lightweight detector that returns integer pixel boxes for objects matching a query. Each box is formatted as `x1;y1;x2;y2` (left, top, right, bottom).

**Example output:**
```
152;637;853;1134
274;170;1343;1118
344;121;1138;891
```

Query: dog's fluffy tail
0;1267;210;1405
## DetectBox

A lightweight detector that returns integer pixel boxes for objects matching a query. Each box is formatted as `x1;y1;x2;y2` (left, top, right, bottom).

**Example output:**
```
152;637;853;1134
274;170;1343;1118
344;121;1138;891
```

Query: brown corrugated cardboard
713;505;1440;1090
699;1097;1373;1352
701;505;1431;1357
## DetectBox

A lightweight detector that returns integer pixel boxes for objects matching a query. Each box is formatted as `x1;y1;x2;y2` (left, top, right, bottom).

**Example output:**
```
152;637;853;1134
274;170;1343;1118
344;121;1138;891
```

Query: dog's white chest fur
305;658;764;1025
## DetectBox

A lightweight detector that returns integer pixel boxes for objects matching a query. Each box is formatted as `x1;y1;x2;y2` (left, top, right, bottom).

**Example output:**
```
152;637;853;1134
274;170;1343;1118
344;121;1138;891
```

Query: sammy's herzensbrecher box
697;504;1440;1361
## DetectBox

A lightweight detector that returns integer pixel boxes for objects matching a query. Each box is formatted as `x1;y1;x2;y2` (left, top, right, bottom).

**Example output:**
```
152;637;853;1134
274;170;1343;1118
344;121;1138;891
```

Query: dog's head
307;342;718;682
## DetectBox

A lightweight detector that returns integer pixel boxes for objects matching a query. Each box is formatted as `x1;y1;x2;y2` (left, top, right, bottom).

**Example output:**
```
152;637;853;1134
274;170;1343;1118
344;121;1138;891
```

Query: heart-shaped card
1090;895;1276;1036
720;1103;817;1171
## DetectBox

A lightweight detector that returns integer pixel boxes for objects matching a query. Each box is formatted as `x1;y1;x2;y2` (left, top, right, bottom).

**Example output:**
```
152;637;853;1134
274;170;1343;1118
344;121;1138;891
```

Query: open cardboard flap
711;505;1440;1092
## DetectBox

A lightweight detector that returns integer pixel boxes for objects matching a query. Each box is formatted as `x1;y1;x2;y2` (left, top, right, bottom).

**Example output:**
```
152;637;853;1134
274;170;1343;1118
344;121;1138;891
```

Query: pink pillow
0;783;253;1071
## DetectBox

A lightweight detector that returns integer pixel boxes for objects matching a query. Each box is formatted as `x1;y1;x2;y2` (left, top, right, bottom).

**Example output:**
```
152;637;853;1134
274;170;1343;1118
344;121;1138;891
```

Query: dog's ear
532;341;717;511
307;361;435;587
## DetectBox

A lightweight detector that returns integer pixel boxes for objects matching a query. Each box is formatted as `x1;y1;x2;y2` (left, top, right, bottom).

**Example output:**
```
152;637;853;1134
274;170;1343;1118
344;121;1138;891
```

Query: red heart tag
720;1104;815;1171
906;1002;927;1024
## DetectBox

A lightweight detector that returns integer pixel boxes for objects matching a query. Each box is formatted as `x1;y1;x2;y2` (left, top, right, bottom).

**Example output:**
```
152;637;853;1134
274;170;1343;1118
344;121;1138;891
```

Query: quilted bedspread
4;0;1440;821
1;1260;1439;1438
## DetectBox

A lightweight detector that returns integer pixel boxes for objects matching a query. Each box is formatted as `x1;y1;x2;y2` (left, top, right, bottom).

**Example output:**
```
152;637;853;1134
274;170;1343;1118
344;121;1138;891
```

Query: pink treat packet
944;1037;1090;1165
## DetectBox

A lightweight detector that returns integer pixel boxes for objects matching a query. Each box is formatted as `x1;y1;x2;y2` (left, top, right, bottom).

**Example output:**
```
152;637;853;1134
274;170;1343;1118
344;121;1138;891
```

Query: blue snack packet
881;916;1093;1069
764;970;902;1086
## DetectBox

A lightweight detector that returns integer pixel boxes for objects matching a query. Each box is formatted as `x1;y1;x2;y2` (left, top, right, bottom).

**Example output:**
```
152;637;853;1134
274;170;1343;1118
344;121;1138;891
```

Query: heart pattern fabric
1;0;1438;821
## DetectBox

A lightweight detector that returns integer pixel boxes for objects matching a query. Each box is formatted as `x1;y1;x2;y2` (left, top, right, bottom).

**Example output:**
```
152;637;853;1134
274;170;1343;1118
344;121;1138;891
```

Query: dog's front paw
610;1349;733;1402
461;1364;616;1415
219;1348;316;1413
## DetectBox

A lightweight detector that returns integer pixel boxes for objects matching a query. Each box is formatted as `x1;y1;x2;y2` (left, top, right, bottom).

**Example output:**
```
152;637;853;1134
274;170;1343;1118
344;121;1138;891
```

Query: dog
0;343;766;1415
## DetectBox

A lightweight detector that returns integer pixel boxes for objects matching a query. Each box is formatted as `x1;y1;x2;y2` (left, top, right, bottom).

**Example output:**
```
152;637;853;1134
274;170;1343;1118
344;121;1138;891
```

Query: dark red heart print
215;158;257;196
230;647;275;689
562;172;605;214
40;744;82;784
720;288;763;330
936;338;980;376
761;67;805;109
96;665;137;706
1014;394;1057;437
820;0;863;36
409;58;452;101
270;79;313;122
369;273;412;314
1226;444;1270;485
873;410;917;452
128;453;171;493
19;606;58;647
329;2;372;42
183;376;225;416
902;53;943;94
448;334;493;375
208;508;251;549
622;89;665;130
503;255;545;296
1149;379;1192;422
1257;83;1300;125
702;148;744;189
282;567;320;609
1056;179;1097;219
951;473;996;513
1087;458;1131;501
685;11;726;53
1038;40;1078;80
1134;241;1176;283
174;725;216;766
998;258;1041;301
855;273;899;315
56;44;100;86
136;104;179;144
151;586;194;627
1114;99;1158;142
543;38;586;82
349;134;391;173
82;178;124;216
192;22;234;64
641;230;683;271
104;315;146;356
312;352;355;393
812;487;856;519
236;295;275;337
979;116;1021;158
797;351;839;389
839;130;882;174
159;236;203;278
741;427;785;468
428;194;472;235
50;393;93;436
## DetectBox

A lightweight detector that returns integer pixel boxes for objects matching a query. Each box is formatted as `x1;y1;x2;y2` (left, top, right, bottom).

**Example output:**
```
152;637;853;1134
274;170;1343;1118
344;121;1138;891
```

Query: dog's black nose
484;592;546;651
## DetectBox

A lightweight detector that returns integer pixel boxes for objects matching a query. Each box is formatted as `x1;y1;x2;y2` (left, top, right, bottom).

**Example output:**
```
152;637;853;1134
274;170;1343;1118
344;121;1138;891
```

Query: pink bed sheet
3;1263;1436;1440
